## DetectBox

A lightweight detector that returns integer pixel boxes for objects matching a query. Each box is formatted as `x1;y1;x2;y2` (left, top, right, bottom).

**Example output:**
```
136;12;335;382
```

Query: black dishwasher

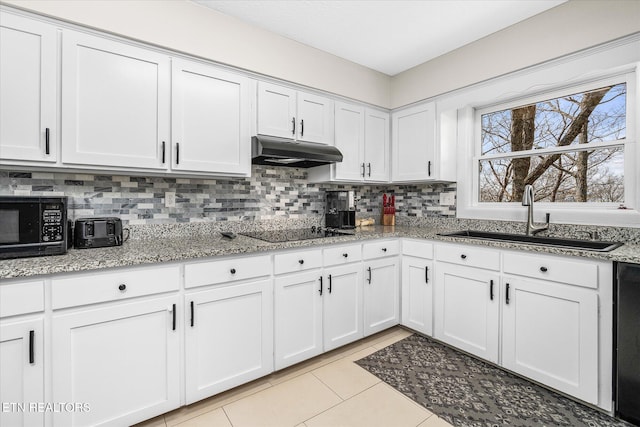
615;262;640;425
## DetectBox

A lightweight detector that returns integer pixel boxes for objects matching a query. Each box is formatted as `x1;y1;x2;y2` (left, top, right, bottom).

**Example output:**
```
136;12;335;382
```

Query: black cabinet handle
29;330;35;364
328;274;332;293
425;266;429;283
361;163;365;177
161;141;166;164
505;283;510;305
172;304;176;330
300;119;304;137
176;143;180;165
490;280;494;300
428;161;432;176
319;276;323;295
460;254;467;259
367;267;372;284
292;117;296;135
540;266;548;272
230;268;236;274
382;248;387;252
367;163;371;177
298;259;304;265
343;253;348;258
45;128;50;155
190;301;194;327
118;284;126;291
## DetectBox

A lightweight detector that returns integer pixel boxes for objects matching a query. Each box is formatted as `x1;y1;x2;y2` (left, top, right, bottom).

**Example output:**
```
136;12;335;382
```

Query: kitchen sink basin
438;230;623;252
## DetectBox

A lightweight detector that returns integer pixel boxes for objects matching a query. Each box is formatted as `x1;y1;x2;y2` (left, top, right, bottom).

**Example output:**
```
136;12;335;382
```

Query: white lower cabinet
323;263;363;351
185;279;273;404
501;277;599;404
401;256;434;336
52;295;180;427
363;257;400;336
274;270;324;370
0;318;44;427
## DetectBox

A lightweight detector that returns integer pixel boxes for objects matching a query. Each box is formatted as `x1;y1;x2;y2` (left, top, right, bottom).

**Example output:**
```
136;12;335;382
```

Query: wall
390;0;640;108
0;167;456;225
0;0;391;108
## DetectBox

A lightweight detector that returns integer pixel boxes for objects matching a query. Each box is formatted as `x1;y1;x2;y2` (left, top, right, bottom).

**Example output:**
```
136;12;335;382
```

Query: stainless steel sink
438;230;623;252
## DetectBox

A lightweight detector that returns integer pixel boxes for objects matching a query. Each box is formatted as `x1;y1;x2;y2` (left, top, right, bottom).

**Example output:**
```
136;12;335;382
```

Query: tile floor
134;327;453;427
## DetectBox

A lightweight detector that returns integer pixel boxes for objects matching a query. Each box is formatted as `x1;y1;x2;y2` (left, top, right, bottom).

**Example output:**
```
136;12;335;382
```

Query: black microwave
0;196;69;260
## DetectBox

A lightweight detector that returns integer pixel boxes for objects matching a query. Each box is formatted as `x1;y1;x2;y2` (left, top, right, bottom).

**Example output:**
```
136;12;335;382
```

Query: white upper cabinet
172;59;252;176
257;81;334;144
308;103;389;183
391;102;436;182
61;30;170;170
0;12;57;163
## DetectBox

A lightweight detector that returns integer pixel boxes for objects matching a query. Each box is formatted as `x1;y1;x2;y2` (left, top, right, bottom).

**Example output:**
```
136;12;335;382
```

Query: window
477;82;626;205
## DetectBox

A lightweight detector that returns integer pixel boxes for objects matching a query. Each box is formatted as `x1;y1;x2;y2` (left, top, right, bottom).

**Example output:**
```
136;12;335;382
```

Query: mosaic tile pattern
0;167;457;225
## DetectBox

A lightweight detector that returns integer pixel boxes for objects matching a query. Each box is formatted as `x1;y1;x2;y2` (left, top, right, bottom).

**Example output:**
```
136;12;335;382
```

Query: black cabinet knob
118;284;126;291
298;259;304;265
230;268;236;274
540;266;548;272
343;253;348;258
382;248;387;252
461;254;467;259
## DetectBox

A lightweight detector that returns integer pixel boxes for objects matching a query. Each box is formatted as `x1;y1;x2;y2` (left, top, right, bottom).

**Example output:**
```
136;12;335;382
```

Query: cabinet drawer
274;249;322;275
503;252;599;289
0;279;44;317
436;243;500;270
363;240;399;259
324;244;362;266
185;254;271;288
52;265;180;309
402;239;434;259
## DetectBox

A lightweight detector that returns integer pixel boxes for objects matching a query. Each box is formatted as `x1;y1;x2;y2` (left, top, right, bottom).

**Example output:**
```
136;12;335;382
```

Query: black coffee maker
325;191;356;229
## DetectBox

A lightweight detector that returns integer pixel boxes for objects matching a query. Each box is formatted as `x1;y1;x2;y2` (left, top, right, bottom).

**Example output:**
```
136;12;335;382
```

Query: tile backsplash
0;167;457;225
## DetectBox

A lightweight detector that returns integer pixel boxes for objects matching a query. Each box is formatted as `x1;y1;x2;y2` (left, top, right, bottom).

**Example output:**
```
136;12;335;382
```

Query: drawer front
436;243;500;270
503;252;598;289
274;249;322;275
52;265;180;309
185;254;271;288
0;279;45;317
362;240;400;260
402;239;434;259
324;244;362;266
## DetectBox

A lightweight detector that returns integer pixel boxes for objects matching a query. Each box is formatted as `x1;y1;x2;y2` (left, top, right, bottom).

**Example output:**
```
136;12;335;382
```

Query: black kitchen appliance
0;196;68;259
241;226;353;243
614;262;640;425
74;217;123;248
325;190;356;229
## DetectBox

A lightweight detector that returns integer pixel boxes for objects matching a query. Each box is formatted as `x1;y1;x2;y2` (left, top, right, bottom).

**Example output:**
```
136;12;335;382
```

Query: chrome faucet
522;184;550;236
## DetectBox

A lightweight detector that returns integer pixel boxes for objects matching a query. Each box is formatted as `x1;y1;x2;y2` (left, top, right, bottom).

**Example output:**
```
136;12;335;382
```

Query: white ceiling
193;0;566;76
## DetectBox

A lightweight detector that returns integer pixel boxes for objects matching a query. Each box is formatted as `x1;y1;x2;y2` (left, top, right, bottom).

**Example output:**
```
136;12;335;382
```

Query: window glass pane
479;147;624;203
481;83;626;155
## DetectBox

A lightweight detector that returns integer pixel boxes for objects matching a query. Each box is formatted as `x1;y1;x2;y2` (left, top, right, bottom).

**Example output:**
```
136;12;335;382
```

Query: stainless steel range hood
251;135;343;168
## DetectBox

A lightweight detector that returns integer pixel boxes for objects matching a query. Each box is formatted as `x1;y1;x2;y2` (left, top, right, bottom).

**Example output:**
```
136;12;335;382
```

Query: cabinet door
61;30;170;170
274;271;323;370
0;318;43;427
364;108;390;182
52;296;180;427
257;81;296;139
401;256;433;336
185;279;273;404
434;263;500;363
502;276;598;404
333;102;365;181
363;257;399;336
172;59;252;175
297;91;334;144
391;103;436;181
0;13;57;163
323;264;363;351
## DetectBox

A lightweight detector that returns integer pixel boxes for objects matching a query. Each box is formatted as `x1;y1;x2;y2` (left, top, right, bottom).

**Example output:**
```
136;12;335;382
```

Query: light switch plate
440;192;455;206
165;192;176;208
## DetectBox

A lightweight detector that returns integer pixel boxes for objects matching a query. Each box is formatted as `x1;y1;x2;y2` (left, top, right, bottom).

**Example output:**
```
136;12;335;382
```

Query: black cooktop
241;227;354;243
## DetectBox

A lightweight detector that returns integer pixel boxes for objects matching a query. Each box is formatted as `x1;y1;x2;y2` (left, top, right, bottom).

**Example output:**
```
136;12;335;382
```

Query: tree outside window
479;83;626;203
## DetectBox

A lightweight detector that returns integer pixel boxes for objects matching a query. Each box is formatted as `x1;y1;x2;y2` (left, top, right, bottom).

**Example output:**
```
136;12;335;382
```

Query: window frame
453;59;639;227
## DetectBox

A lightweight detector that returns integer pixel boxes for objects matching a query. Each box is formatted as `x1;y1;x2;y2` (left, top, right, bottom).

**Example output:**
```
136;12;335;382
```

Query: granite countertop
1;225;639;280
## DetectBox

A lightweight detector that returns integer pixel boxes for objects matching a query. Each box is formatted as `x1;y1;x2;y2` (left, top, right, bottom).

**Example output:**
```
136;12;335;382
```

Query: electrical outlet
165;192;176;208
440;192;455;206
